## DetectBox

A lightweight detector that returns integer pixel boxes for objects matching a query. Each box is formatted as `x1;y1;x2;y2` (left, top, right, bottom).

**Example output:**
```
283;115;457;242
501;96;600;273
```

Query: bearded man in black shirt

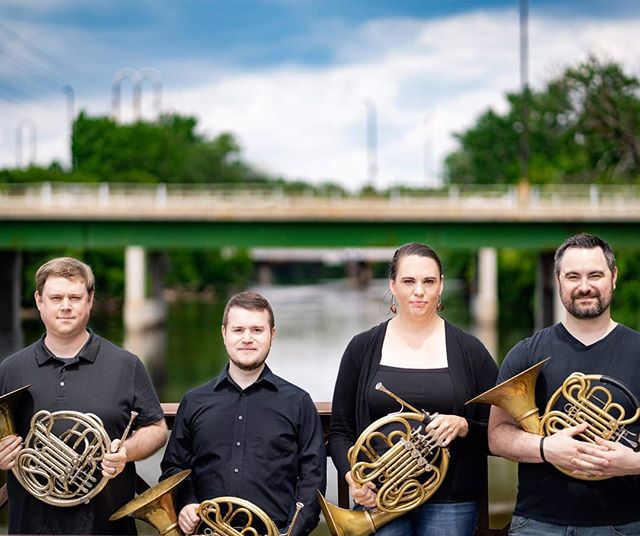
489;233;640;535
160;290;326;536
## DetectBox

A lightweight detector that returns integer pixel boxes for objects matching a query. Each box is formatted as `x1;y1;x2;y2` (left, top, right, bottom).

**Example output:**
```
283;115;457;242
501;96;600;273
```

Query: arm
428;337;499;448
0;435;22;471
488;406;544;463
326;336;378;506
160;398;198;509
462;338;499;446
123;418;168;461
571;436;640;478
291;394;326;536
103;357;169;478
326;336;362;480
102;417;168;478
488;405;600;478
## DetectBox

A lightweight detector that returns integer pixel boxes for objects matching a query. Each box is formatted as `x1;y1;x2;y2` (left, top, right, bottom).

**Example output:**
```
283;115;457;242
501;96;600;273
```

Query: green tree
445;56;640;184
72;112;262;184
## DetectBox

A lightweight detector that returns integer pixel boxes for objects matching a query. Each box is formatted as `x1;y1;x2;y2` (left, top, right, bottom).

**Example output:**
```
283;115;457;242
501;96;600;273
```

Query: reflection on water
18;279;516;530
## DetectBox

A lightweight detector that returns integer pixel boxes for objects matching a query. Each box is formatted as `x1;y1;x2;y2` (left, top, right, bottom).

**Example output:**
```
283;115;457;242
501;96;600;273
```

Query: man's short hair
554;233;616;275
222;291;275;329
35;257;95;296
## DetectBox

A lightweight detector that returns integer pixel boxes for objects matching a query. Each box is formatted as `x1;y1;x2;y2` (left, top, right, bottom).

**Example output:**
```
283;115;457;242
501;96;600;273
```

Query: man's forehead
42;276;88;291
560;247;609;272
226;307;270;323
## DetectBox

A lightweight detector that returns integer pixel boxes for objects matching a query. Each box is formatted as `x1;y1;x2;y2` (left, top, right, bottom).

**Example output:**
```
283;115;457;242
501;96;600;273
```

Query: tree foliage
72;112;265;184
445;56;640;184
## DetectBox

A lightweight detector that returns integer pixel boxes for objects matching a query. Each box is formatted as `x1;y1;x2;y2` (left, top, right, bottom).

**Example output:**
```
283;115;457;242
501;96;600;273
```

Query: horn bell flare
317;491;399;536
466;358;550;434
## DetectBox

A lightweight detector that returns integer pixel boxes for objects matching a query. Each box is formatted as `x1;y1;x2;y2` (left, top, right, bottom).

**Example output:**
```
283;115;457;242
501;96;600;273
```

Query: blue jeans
509;515;640;536
368;501;478;536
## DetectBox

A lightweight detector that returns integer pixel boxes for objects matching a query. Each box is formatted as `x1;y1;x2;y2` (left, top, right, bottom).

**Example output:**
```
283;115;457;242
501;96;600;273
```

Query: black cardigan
327;319;498;502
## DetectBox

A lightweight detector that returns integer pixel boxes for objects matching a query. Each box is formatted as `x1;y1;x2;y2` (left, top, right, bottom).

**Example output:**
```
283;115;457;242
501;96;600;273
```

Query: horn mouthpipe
118;411;138;449
281;502;304;536
375;382;422;414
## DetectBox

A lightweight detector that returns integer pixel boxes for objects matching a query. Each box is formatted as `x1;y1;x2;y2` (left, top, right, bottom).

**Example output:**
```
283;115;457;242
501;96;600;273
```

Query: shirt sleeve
160;397;198;508
497;338;531;384
463;337;499;446
289;392;326;536
327;336;362;481
132;358;165;427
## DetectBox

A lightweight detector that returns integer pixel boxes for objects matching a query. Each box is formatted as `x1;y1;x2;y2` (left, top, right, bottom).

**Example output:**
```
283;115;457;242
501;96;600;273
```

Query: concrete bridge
2;181;640;358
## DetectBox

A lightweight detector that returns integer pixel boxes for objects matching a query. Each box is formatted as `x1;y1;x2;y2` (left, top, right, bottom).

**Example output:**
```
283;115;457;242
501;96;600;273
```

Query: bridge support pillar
346;260;372;289
473;247;498;359
124;246;166;332
535;251;556;331
0;251;24;359
256;263;273;286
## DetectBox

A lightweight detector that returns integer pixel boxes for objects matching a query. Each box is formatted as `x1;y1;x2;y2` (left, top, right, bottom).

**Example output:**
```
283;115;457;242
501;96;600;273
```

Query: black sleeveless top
366;365;471;503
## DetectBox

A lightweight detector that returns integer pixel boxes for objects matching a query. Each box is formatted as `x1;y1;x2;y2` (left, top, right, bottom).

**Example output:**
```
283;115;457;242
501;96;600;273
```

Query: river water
19;279;517;531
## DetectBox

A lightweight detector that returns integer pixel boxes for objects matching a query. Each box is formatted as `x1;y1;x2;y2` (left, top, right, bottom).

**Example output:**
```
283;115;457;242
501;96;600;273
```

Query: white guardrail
0;182;639;219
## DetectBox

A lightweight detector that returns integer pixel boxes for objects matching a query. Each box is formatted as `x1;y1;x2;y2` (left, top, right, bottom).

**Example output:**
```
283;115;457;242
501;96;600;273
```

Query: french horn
318;382;449;536
109;469;191;536
1;391;138;507
110;469;304;536
467;357;640;480
198;497;303;536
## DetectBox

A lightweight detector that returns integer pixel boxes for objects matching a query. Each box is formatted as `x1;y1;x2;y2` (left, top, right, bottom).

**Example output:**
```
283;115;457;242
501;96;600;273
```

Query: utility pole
364;99;378;188
62;85;75;169
518;0;531;202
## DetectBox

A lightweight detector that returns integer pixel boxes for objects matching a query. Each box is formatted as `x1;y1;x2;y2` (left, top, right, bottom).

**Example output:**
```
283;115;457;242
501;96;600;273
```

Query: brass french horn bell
0;384;31;439
466;357;640;481
110;469;191;536
465;358;549;434
318;382;449;536
111;469;303;536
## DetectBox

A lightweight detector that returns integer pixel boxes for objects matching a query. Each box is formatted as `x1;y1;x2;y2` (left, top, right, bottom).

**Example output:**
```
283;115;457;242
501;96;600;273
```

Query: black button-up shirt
0;331;165;535
160;365;326;536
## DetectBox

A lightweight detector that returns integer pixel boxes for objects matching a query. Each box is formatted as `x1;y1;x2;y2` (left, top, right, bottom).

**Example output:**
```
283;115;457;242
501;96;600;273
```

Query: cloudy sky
2;0;640;191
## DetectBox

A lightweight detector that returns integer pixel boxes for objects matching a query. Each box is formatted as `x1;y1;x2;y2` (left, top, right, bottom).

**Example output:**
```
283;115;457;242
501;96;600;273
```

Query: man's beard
230;351;269;371
563;289;611;319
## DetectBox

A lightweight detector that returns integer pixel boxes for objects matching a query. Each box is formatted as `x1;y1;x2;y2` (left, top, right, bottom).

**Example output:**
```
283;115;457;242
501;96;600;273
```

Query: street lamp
364;99;378;188
16;118;37;168
140;68;163;118
112;67;140;121
62;85;75;169
112;68;163;122
518;0;530;196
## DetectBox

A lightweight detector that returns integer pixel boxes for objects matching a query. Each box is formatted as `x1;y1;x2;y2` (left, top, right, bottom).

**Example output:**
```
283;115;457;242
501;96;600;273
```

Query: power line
0;22;102;87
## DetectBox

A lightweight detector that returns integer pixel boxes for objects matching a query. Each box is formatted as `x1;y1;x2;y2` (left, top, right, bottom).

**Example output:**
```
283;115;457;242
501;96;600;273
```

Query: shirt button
59;381;65;386
236;441;241;446
238;415;243;420
234;468;239;473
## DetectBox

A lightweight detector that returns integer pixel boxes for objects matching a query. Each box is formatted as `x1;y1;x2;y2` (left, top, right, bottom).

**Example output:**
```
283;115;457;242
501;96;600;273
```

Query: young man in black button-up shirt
160;290;326;536
0;257;168;534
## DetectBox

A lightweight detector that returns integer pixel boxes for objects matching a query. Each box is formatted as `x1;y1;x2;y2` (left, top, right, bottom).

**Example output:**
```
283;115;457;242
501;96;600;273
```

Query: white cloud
2;8;640;190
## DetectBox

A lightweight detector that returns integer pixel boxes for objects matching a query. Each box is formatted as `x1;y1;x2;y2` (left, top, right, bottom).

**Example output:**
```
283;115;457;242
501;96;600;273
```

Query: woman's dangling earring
437;295;444;312
390;295;398;315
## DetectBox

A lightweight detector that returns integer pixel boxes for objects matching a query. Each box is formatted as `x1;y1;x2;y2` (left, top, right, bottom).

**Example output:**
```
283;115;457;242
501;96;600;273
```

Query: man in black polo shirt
160;290;326;536
489;234;640;534
0;256;168;534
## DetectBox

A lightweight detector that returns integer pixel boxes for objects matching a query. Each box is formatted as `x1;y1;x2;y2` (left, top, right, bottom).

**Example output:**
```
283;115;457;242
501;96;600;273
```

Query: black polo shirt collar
34;329;100;366
212;363;279;392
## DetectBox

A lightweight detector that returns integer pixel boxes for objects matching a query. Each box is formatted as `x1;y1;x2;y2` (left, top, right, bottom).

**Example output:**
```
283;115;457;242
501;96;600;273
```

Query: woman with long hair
328;243;498;536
